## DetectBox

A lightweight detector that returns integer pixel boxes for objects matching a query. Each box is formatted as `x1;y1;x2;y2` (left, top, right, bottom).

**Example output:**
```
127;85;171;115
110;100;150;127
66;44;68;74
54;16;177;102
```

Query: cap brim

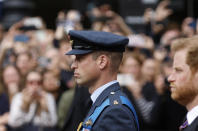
65;49;93;55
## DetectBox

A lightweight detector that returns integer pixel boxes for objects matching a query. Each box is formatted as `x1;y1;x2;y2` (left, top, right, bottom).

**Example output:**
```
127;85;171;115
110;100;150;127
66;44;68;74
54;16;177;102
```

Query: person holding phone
8;71;57;131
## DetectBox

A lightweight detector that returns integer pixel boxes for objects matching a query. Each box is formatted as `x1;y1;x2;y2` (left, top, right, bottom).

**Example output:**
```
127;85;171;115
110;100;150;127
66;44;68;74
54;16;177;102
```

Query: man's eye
76;56;83;61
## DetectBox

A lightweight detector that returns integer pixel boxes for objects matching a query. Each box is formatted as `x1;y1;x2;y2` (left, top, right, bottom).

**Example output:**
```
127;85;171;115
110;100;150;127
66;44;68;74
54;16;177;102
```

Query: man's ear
193;70;198;93
194;70;198;84
96;55;108;70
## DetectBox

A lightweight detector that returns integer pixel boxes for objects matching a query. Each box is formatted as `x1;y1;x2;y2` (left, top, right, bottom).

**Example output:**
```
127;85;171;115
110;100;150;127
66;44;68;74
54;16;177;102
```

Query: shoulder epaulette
82;91;139;131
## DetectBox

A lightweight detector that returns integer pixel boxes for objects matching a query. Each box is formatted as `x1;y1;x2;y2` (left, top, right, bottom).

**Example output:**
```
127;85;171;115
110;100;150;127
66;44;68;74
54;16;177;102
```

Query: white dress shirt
91;80;118;104
8;92;57;128
187;105;198;125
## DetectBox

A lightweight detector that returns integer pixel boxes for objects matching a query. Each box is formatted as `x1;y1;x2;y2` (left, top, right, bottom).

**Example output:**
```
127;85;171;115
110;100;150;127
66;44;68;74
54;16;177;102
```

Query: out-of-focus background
1;0;198;29
0;0;197;131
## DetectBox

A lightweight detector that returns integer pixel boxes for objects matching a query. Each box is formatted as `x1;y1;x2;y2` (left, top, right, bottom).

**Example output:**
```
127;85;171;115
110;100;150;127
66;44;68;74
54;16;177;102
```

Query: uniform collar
91;80;118;104
187;105;198;125
86;81;120;117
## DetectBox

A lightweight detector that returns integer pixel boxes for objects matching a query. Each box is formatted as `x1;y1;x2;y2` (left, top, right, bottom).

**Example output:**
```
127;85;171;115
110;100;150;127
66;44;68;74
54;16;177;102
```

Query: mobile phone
14;34;30;43
24;17;43;29
117;74;135;86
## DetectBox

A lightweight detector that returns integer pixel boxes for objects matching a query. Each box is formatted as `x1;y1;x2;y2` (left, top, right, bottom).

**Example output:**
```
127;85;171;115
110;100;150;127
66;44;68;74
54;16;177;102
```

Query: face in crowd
26;71;43;97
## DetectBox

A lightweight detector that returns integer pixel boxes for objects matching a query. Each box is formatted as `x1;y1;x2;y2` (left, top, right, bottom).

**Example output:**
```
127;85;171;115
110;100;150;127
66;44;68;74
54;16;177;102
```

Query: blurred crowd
0;0;197;131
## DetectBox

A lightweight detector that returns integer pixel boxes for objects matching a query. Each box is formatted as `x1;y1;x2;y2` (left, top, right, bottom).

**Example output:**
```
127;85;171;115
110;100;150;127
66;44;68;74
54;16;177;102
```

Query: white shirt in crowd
8;92;57;128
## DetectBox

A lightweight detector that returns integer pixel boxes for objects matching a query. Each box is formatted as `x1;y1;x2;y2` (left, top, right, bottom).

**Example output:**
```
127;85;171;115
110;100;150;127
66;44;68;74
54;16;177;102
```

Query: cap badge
113;100;119;105
85;119;93;126
110;92;115;95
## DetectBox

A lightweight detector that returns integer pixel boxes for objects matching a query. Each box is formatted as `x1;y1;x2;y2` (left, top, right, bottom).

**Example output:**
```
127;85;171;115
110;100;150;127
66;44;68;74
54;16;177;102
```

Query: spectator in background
43;69;62;104
141;58;159;83
53;12;75;91
118;51;145;129
0;33;16;69
55;36;74;91
143;0;173;45
153;46;168;62
131;57;162;129
160;28;181;47
0;65;21;131
56;10;82;34
16;52;32;77
43;48;60;76
16;52;33;87
181;17;196;37
88;3;133;36
8;70;57;131
13;42;29;55
119;51;145;102
0;48;17;69
2;65;21;102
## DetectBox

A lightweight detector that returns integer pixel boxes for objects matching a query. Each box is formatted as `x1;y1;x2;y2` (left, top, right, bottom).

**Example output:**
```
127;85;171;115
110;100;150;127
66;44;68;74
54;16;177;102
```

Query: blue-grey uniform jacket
80;82;139;131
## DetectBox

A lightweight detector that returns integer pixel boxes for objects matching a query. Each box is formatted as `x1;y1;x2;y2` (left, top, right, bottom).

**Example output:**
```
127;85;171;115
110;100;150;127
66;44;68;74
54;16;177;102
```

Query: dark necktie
86;97;93;110
179;119;188;131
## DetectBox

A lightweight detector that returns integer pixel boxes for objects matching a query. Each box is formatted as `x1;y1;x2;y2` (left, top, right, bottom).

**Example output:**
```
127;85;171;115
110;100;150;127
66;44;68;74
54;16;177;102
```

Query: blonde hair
171;35;198;72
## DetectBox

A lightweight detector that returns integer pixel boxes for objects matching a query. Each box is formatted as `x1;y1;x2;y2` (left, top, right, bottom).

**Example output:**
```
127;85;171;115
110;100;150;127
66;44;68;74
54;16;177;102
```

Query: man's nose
71;61;77;70
168;74;175;83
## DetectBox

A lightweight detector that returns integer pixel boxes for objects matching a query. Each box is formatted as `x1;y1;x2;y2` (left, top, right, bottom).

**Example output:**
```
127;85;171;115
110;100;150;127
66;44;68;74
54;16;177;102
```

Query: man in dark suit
66;30;139;131
168;36;198;131
61;86;91;131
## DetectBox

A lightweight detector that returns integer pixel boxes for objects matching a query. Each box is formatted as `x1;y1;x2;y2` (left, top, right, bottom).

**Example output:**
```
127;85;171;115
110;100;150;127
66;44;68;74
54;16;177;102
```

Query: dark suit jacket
183;117;198;131
83;82;138;131
61;86;91;131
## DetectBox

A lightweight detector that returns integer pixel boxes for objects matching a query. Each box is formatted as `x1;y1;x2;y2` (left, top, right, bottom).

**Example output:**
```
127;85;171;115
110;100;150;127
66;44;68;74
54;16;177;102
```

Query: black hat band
72;41;125;52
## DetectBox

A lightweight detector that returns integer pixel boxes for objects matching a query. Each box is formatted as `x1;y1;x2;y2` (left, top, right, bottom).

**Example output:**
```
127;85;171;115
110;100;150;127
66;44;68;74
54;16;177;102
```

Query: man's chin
171;96;184;106
76;80;86;87
171;93;192;106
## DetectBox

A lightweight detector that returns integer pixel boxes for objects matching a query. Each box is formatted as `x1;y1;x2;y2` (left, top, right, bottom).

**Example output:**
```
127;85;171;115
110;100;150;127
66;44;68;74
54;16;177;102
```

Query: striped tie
179;119;188;131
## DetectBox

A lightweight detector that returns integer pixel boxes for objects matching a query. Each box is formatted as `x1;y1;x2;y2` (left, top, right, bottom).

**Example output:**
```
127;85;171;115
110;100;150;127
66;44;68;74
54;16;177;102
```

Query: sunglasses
27;80;42;85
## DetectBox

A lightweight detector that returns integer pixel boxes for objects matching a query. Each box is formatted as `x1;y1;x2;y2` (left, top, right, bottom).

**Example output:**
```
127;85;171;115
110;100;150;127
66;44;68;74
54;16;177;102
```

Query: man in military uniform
168;36;198;131
66;30;139;131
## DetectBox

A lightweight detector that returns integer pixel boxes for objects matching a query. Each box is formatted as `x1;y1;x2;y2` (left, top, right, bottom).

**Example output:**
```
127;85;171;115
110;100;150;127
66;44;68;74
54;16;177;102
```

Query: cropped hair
92;51;123;73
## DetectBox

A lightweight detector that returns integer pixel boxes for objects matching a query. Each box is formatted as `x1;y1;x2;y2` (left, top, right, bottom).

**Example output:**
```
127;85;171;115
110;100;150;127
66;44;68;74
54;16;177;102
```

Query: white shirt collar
90;80;118;104
187;105;198;125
